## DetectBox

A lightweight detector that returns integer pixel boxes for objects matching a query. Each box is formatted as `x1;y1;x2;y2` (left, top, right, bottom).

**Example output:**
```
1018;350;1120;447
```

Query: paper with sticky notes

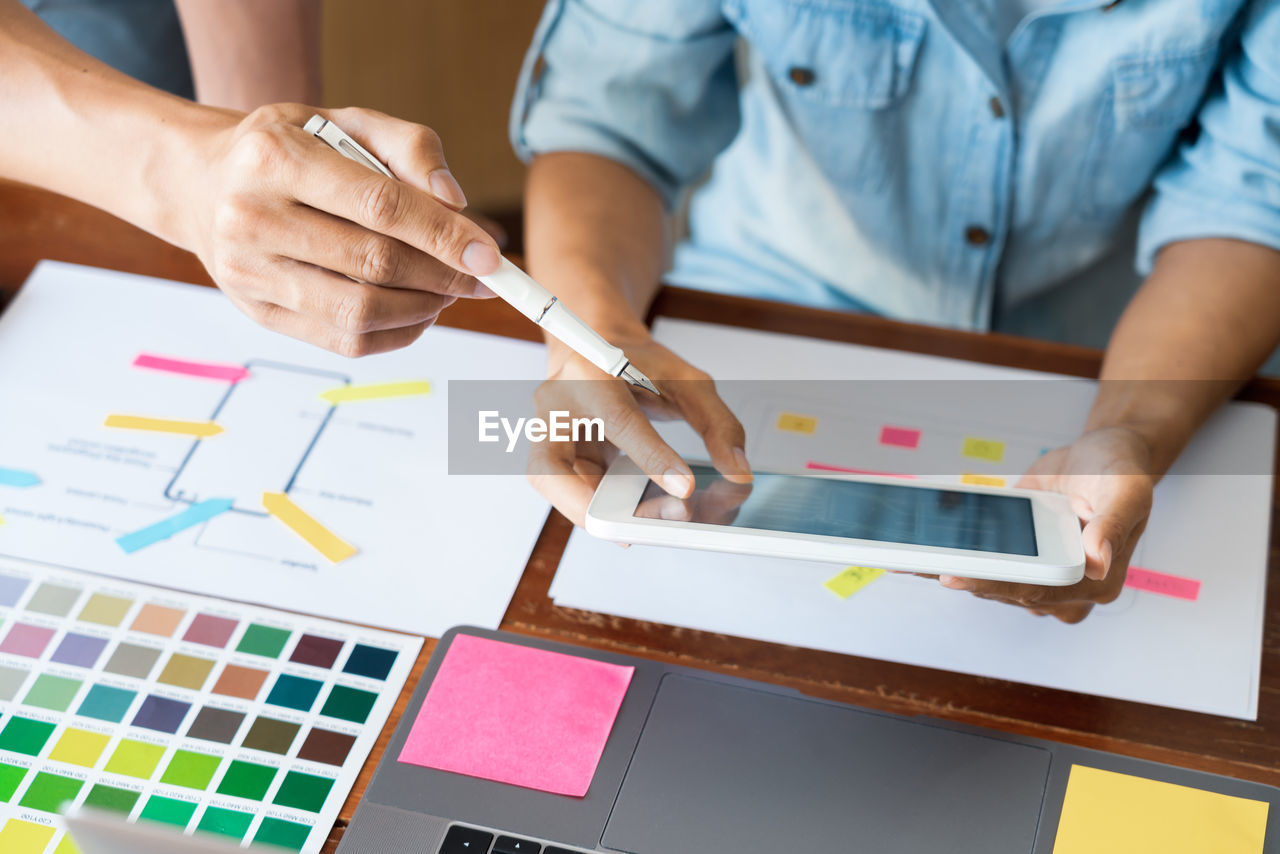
550;319;1275;719
1053;765;1268;854
398;634;634;797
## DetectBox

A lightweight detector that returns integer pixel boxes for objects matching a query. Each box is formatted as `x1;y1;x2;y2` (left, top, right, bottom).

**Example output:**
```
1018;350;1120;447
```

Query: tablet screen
633;466;1038;555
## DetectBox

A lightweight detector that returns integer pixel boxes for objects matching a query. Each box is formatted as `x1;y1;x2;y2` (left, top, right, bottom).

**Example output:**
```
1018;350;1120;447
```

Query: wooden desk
2;179;1277;852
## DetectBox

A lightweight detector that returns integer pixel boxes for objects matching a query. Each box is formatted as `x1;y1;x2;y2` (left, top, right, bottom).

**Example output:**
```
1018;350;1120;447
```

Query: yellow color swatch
320;380;432;405
54;834;81;854
105;739;165;779
1053;765;1268;854
824;566;886;599
776;413;817;434
961;473;1007;487
0;818;56;853
104;415;223;438
263;492;357;563
962;436;1004;462
49;728;110;768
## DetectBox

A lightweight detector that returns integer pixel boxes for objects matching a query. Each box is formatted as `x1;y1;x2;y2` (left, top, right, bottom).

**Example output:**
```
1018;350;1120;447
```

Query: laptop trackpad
602;674;1049;854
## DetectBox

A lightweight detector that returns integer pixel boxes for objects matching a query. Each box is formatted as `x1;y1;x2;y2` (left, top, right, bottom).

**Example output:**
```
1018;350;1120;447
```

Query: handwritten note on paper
962;437;1005;462
1125;567;1202;602
879;426;921;449
776;413;818;434
824;567;886;599
1052;765;1267;854
961;473;1007;487
398;634;634;797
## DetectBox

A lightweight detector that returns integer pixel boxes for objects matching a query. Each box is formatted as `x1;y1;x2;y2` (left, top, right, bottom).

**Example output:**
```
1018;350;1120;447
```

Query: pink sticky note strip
398;634;634;797
1125;567;1201;601
133;353;249;383
806;461;917;479
879;426;921;449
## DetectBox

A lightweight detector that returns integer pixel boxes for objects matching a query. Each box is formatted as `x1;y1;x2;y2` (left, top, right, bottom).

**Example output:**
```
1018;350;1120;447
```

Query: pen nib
620;363;660;396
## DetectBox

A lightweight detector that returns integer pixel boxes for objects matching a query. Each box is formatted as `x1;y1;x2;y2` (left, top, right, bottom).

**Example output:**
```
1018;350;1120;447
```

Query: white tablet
586;459;1085;586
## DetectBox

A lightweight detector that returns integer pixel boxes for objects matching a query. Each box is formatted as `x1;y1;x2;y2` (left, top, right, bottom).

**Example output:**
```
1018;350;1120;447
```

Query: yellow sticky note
961;473;1007;487
1053;765;1268;854
0;515;6;526
320;380;432;405
777;413;817;434
0;819;56;853
262;492;357;563
962;436;1004;462
824;566;885;599
104;414;223;438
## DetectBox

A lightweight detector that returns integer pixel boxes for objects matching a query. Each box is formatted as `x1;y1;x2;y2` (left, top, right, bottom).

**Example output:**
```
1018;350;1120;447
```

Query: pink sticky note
879;426;921;449
806;461;917;479
132;353;249;383
1125;567;1201;601
0;622;57;658
398;634;634;797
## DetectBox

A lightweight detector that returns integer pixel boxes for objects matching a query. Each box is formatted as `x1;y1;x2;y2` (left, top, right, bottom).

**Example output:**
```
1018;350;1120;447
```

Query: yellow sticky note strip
961;473;1007;487
962;436;1004;462
0;515;6;526
320;381;432;405
104;414;223;438
824;566;886;599
262;492;357;563
0;819;56;852
1053;765;1268;854
777;413;817;434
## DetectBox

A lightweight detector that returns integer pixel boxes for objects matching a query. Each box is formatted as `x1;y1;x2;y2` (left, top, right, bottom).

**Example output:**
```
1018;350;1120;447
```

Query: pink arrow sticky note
398;634;633;797
132;353;249;383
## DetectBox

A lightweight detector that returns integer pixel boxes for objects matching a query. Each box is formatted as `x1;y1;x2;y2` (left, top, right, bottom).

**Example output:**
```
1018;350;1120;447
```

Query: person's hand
936;426;1155;623
635;474;754;526
528;335;753;527
180;103;500;356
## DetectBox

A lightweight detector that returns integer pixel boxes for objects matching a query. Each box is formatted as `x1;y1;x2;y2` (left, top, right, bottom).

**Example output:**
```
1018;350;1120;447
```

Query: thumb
1078;476;1151;580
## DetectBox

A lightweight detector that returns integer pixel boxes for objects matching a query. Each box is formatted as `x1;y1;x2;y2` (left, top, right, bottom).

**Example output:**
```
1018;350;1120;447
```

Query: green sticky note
824;566;886;599
216;760;276;800
104;739;165;779
19;771;84;812
139;795;197;828
83;783;140;814
23;674;82;712
160;750;220;790
0;762;27;802
254;817;312;851
196;806;254;840
272;771;333;812
320;684;377;724
237;624;291;659
0;716;56;755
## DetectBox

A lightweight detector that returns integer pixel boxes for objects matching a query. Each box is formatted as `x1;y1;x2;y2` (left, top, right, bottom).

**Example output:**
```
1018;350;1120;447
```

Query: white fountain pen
304;115;660;395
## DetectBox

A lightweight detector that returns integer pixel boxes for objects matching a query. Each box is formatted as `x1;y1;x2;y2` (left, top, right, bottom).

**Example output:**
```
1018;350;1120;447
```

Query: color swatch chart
0;558;420;853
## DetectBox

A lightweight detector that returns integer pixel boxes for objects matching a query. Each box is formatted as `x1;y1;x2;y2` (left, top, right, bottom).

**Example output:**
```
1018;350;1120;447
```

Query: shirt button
965;226;991;246
789;66;817;86
988;96;1005;118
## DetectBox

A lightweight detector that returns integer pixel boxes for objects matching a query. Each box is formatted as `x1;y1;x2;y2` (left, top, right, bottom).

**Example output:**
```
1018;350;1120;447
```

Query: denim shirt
510;0;1280;332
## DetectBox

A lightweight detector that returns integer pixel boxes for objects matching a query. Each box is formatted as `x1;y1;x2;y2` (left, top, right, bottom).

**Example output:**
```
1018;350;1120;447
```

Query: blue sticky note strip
116;498;234;554
0;467;41;488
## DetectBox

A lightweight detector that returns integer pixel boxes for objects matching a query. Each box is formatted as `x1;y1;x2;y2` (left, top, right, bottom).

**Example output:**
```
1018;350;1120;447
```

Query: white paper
0;262;550;635
551;319;1275;719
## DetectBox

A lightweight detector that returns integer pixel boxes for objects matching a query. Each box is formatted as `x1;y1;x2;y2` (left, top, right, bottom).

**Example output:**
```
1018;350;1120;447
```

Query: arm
174;0;321;110
0;0;499;356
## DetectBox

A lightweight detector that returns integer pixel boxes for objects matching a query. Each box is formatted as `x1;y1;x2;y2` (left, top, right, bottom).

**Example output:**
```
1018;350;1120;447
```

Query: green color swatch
253;817;312;850
272;771;333;812
0;762;27;802
160;749;220;789
24;674;82;712
104;739;165;779
196;806;254;840
216;760;276;800
83;783;140;814
265;675;322;712
77;684;136;723
19;771;83;812
237;624;291;658
319;685;377;723
0;716;56;755
139;795;197;828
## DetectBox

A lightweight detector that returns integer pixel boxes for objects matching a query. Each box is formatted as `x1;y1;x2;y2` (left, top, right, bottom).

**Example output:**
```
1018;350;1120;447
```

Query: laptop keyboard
439;824;581;854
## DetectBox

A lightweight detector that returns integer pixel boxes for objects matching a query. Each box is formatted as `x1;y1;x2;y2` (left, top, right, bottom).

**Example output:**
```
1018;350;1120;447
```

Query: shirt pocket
724;0;926;192
1076;47;1219;221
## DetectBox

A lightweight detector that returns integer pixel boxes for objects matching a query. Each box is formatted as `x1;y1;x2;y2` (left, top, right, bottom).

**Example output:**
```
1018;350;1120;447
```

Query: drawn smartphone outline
164;360;350;516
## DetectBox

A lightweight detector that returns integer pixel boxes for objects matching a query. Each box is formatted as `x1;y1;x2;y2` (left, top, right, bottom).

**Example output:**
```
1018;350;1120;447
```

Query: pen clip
304;115;394;179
